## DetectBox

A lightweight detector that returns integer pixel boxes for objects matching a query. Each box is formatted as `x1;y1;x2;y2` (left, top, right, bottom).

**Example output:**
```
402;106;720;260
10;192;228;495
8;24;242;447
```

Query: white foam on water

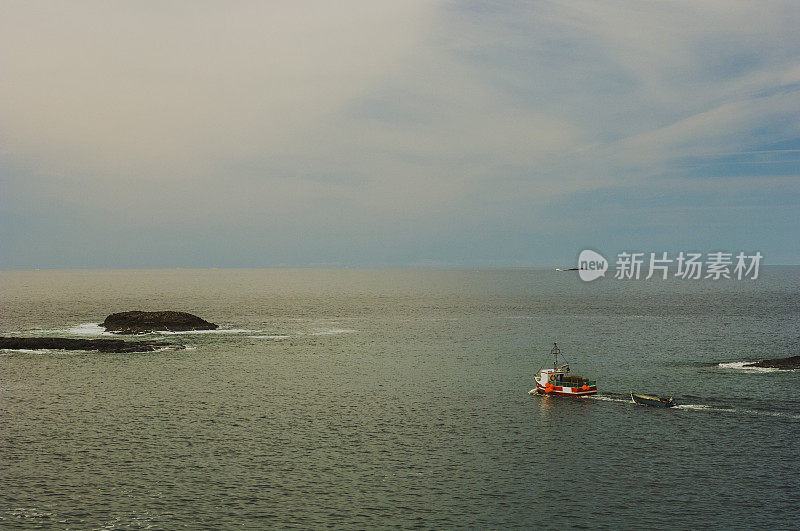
248;329;356;339
1;347;182;355
32;323;256;336
739;409;800;420
571;392;799;421
60;326;257;336
21;322;110;336
154;328;254;335
1;348;63;354
590;395;632;403
586;397;799;420
675;404;732;412
307;328;356;336
717;361;780;373
67;323;111;335
150;346;185;353
675;404;800;420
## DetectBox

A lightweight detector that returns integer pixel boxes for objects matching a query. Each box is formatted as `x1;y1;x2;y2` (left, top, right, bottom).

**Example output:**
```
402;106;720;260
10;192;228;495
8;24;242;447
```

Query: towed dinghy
631;392;676;408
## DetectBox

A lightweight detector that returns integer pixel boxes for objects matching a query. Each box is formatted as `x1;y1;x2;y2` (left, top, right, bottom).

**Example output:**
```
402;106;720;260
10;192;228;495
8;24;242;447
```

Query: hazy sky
2;1;799;268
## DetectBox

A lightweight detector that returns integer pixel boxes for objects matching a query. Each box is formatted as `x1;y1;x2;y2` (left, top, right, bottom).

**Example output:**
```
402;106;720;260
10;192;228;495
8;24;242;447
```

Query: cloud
1;1;438;181
1;0;799;267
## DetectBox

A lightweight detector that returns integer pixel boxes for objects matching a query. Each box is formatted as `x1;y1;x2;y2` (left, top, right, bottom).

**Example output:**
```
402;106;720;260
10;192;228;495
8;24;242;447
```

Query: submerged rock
103;311;217;334
745;355;800;370
0;336;183;353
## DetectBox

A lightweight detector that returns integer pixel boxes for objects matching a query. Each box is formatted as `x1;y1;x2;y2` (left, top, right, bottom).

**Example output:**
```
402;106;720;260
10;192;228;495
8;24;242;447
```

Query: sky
2;0;799;269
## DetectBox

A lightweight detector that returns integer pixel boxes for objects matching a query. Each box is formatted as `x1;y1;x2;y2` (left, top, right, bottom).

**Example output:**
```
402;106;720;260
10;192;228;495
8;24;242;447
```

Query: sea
1;268;799;529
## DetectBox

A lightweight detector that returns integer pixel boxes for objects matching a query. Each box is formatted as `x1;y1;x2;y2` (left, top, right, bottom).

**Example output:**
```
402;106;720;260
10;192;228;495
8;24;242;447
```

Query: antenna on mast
551;342;560;371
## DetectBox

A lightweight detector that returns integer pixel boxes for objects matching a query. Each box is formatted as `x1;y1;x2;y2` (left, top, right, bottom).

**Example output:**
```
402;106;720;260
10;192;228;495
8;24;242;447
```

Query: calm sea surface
1;269;799;528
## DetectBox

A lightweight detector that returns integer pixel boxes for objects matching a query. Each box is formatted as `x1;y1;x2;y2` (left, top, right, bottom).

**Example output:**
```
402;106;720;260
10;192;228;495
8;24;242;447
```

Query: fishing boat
529;342;597;397
630;392;676;408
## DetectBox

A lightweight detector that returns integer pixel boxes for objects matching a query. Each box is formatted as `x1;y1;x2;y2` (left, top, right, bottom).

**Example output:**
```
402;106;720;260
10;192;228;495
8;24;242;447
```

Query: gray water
1;269;799;528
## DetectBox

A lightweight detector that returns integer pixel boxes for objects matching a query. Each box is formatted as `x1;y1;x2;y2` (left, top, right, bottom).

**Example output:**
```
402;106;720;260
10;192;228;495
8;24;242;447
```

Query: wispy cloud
1;0;798;267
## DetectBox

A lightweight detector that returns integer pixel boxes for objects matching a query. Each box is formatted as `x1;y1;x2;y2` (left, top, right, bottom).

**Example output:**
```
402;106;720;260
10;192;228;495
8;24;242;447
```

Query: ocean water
1;268;799;529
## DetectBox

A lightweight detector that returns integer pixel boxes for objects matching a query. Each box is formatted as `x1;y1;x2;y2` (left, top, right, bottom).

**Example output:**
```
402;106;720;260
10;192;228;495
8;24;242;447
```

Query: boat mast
551;342;560;371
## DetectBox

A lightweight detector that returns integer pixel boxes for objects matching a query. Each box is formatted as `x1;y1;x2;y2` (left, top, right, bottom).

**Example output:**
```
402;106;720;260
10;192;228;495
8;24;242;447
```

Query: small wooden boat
631;392;676;408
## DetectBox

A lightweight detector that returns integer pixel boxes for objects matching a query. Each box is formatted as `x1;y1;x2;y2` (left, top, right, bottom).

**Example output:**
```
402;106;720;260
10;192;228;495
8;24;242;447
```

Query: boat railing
552;380;596;387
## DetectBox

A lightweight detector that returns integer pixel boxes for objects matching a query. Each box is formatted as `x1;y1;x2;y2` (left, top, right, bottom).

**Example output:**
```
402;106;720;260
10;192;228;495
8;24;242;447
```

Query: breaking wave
68;323;112;335
717;361;781;373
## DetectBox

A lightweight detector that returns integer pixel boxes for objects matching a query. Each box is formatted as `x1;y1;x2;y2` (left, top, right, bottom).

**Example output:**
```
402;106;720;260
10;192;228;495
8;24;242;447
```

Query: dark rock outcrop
0;336;183;353
745;355;800;370
103;311;217;334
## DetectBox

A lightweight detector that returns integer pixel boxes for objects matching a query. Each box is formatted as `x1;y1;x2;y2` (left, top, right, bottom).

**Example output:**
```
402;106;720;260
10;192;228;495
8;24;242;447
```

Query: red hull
535;381;597;397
